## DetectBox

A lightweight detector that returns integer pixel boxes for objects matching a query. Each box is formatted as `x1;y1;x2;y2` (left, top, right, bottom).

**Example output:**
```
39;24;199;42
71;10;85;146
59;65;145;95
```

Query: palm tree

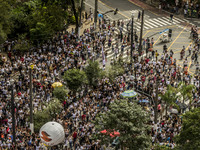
177;81;195;110
159;85;178;116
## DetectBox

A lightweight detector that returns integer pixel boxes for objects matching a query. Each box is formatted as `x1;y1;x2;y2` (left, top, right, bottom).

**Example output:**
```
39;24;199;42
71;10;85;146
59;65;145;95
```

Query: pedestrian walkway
98;16;188;62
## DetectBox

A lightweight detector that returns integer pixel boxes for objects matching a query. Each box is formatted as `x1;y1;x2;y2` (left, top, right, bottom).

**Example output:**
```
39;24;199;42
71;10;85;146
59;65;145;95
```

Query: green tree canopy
177;82;195;104
0;0;12;44
94;100;151;149
107;61;125;83
63;68;87;93
159;85;179;116
53;87;68;103
84;61;102;88
34;98;62;133
175;107;200;149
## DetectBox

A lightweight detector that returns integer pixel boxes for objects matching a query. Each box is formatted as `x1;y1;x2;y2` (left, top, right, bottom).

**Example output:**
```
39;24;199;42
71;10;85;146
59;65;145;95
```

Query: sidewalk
130;0;199;22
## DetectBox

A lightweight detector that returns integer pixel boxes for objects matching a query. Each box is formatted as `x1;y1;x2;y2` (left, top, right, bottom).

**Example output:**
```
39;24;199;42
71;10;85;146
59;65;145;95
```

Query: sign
159;29;169;34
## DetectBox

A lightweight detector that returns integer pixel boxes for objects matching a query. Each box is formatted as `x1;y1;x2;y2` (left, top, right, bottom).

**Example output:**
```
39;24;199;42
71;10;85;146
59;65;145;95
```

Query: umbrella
139;99;149;103
52;82;63;88
110;131;120;137
121;90;137;98
98;13;103;18
100;129;107;134
100;130;120;137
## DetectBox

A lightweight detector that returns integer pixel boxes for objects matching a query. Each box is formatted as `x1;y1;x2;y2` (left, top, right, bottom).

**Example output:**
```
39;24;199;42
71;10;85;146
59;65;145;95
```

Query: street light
130;13;134;67
29;65;34;134
9;79;16;147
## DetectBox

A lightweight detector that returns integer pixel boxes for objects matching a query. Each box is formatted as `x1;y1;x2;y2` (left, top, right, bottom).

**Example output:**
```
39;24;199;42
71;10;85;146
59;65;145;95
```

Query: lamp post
10;79;16;147
130;13;134;66
29;65;34;134
94;0;98;29
139;9;144;56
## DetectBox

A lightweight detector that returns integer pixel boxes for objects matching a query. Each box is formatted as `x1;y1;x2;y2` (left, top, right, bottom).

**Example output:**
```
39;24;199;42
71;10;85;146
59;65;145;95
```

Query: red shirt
73;132;77;138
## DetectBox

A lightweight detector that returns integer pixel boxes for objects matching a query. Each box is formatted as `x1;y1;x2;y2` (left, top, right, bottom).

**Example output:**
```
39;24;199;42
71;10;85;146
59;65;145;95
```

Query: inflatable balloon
39;122;65;146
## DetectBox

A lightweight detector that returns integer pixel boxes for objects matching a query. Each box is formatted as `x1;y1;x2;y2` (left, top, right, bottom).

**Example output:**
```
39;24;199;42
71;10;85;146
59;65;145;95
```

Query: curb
139;0;198;26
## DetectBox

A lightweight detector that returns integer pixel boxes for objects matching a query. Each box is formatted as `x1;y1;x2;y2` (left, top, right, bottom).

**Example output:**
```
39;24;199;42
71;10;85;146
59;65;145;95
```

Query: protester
0;11;199;150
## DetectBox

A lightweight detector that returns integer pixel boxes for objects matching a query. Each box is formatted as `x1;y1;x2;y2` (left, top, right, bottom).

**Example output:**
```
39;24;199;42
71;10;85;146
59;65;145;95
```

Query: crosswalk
99;16;188;62
122;16;188;31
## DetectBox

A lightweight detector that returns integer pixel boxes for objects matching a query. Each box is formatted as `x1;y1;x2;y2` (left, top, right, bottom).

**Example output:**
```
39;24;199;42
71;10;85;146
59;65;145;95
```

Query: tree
28;2;67;44
175;108;200;150
13;34;31;53
63;68;87;93
34;98;62;133
53;87;68;103
94;100;151;149
84;61;102;88
159;85;179;116
177;82;195;104
0;0;12;44
107;61;125;83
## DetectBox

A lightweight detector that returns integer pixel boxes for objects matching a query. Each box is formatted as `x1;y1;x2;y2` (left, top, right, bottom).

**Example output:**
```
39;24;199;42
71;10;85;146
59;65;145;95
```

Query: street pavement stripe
152;18;167;26
161;17;178;24
156;18;172;25
147;19;163;27
145;20;158;28
114;31;118;34
168;17;181;23
144;21;156;28
135;22;149;29
173;17;184;22
123;27;128;33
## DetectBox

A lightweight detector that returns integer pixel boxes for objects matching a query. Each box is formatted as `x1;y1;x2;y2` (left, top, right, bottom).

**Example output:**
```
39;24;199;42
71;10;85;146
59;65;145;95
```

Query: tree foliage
107;61;125;83
159;85;179;116
63;68;87;93
53;87;68;103
34;98;62;133
177;82;195;104
1;0;82;44
94;100;151;149
84;61;102;88
0;0;12;44
175;107;200;149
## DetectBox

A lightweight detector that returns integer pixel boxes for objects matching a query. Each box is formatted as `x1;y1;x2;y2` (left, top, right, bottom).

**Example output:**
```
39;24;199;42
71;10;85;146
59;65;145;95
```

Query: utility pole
78;0;84;38
130;14;134;66
11;87;16;147
29;68;34;134
139;10;144;56
154;76;158;128
94;0;98;29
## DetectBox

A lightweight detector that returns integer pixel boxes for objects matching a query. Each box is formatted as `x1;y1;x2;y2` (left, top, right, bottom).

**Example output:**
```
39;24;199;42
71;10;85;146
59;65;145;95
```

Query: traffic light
168;29;172;38
114;8;118;15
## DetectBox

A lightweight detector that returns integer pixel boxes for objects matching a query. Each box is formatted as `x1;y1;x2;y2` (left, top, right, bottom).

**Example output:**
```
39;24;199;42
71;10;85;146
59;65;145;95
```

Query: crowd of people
0;9;199;149
160;0;200;18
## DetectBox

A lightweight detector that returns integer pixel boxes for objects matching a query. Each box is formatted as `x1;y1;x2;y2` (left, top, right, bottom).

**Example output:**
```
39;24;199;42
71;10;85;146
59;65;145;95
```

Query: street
84;0;198;75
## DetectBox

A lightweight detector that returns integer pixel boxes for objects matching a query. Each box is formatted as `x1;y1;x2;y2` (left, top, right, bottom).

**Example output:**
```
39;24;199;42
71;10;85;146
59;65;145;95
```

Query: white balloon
39;122;65;146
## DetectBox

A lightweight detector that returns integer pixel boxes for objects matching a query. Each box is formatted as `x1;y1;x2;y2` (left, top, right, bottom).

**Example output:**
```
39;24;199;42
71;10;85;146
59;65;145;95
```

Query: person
170;13;173;22
137;11;141;22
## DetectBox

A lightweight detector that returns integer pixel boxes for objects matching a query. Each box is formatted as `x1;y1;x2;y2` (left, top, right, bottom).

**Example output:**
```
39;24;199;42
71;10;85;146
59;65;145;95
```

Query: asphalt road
84;0;197;75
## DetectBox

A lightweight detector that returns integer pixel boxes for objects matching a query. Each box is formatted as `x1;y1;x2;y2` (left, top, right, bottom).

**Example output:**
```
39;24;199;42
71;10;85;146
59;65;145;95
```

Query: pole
139;10;144;56
11;87;16;147
78;0;84;38
131;15;134;65
29;68;34;134
94;0;98;29
154;76;158;125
